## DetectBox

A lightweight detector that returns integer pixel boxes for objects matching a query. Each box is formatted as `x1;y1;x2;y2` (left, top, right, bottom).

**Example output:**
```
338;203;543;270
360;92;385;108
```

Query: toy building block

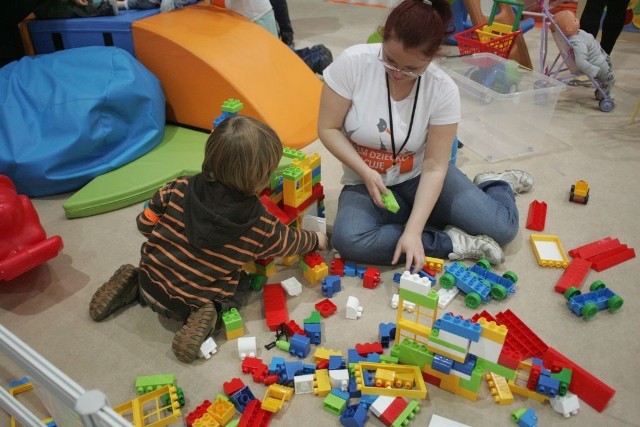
114;385;181;427
135;374;176;395
321;275;342;298
323;390;349;415
355;342;384;357
329;369;350;391
381;191;400;213
315;298;338;317
353;362;427;399
564;282;623;319
263;283;288;331
281;277;302;296
554;257;592;293
340;403;369;427
313;369;332;397
424;256;444;273
0;175;64;281
206;397;235;426
288;333;311;358
569;180;589;204
294;374;315;394
345;296;363;320
525;200;547;231
568;237;636;271
303;262;329;284
362;267;381;289
261;384;293;413
238;399;272;427
568;237;623;259
391;293;416;312
284;320;306;337
304;323;321;345
529;234;569;268
330;257;345;276
494;309;548;360
511;407;537;427
550;391;580;418
238;336;257;360
428;414;471;427
379;323;396;349
223;308;244;340
436;287;459;309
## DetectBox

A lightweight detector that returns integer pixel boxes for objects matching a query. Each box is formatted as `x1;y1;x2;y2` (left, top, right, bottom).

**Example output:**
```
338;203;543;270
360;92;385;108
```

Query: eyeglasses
378;48;427;78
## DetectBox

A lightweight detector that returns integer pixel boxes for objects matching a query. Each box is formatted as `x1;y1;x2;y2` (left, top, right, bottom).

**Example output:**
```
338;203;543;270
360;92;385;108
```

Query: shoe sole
172;304;216;363
89;264;138;321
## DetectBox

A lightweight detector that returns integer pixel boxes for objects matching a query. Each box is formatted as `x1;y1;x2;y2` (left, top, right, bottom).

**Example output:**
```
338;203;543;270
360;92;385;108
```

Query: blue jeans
331;163;519;265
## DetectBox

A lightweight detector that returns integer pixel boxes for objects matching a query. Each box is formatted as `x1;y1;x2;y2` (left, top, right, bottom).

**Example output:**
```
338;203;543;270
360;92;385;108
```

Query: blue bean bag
0;46;165;197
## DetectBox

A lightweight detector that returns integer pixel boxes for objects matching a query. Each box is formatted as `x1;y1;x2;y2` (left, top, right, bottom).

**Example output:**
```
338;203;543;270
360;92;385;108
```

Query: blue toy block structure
440;261;518;309
378;323;396;349
432;353;454;374
512;407;538;427
289;333;311;358
28;8;161;56
304;323;322;345
329;355;346;370
340;403;369;427
322;275;342;298
452;354;477;376
566;285;624;320
469;263;517;299
229;385;256;413
436;312;482;342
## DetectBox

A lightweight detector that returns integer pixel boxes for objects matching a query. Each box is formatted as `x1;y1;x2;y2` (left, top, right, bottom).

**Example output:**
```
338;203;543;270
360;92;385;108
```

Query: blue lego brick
281;361;304;384
378;323;396;349
432;353;454;375
415;268;436;283
230;386;256;412
536;374;560;398
347;377;362;399
329;355;346;370
355;265;366;278
8;377;30;388
437;312;482;342
289;334;311;358
393;272;402;283
362;370;375;387
359;394;378;409
347;348;380;365
302;363;316;374
443;262;492;301
269;356;286;375
344;261;357;277
340;403;369;427
515;408;538;427
469;264;517;296
331;389;350;402
322;275;342;298
567;287;620;317
304;323;322;345
452;354;477;376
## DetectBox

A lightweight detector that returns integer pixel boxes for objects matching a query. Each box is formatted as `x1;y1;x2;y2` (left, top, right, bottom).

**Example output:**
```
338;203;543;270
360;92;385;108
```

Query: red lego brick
355;342;384;357
525;200;547;231
223;378;245;396
542;347;615;412
497;344;522;370
242;356;264;375
283;183;324;220
423;372;441;387
263;284;288;331
315;298;337;317
554;257;593;293
252;365;269;384
379;397;408;426
568;237;620;259
262;374;279;386
238;399;272;427
259;195;292;225
495;309;548;360
362;267;381;289
303;252;325;268
316;360;330;370
588;245;635;272
186;400;212;427
330;258;345;276
422;266;437;277
284;320;306;337
527;363;542;391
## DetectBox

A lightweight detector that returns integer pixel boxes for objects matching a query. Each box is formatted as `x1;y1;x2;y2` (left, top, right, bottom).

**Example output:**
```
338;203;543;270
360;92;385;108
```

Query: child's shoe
172;302;218;363
89;264;139;321
444;226;504;265
473;169;534;194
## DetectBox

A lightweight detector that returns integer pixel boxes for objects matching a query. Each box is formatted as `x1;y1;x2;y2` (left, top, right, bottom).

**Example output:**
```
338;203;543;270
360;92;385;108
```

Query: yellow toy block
303;262;328;283
477;318;508;344
226;327;244;340
207;397;235;425
193;413;221;427
281;254;299;266
374;368;396;388
262;384;294;412
283;166;312;209
353;362;427;399
313;347;343;363
424;256;444;272
485;372;514;405
529;234;569;268
114;385;182;427
313;369;331;397
394;372;415;389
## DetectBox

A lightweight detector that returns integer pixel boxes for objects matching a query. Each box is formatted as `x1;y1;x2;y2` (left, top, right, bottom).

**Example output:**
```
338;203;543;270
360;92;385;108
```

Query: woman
318;0;533;272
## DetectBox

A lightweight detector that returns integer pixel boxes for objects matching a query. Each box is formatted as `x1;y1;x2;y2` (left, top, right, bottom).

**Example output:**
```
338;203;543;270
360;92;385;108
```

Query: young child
554;10;616;98
89;115;328;363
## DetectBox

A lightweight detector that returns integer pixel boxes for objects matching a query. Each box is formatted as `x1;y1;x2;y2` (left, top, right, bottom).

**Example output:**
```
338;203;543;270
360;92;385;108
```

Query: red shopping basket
455;24;522;58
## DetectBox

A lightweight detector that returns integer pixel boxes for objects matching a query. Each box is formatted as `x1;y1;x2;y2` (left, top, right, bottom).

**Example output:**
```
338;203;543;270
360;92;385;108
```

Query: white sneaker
444;226;504;265
473;169;534;194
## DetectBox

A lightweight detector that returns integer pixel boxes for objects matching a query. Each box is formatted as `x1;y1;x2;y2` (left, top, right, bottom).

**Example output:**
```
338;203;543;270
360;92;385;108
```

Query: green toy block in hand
381;191;400;213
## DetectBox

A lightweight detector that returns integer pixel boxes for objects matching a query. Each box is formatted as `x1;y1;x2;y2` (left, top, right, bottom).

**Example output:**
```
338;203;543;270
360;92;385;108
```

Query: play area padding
63;125;207;218
131;3;322;149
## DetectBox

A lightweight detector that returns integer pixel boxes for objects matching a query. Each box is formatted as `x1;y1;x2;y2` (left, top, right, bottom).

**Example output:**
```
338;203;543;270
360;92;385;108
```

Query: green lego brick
457;367;484;392
551;368;572;396
304;310;322;324
390;343;401;359
428;329;468;354
398;288;439;309
391;400;420;427
249;273;267;291
222;308;243;331
381;191;400;214
379;354;400;364
135;374;176;395
322;393;347;415
475;358;517;380
221;98;244;113
282;165;304;180
283;147;306;160
397;339;431;368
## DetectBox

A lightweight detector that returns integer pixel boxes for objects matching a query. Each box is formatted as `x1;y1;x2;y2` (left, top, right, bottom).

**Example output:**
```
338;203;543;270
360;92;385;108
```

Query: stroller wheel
599;99;615;113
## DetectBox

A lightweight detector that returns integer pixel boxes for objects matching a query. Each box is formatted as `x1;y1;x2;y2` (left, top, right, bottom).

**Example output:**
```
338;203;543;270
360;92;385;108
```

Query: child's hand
315;232;329;251
74;0;90;6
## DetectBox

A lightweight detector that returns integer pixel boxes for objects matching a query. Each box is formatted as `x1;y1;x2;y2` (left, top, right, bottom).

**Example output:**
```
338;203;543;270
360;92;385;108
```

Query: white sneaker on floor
444;226;504;265
473;169;534;194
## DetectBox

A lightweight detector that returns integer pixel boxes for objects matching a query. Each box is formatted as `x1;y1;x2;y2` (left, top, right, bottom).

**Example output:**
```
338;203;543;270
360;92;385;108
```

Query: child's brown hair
202;115;283;196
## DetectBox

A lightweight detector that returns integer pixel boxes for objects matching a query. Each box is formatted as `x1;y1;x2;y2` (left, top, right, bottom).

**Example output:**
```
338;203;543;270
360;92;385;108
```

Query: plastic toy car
569;180;589;204
564;280;623;319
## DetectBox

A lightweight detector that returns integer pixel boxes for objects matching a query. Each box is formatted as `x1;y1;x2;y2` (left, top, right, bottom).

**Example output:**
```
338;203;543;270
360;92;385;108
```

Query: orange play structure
132;4;322;149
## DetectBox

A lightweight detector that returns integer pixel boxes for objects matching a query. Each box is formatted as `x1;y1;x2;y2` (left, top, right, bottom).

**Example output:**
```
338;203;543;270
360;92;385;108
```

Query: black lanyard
386;73;421;161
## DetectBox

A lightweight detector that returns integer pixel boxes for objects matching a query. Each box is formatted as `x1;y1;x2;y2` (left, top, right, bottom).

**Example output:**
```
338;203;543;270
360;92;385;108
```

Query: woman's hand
392;231;425;273
363;167;387;209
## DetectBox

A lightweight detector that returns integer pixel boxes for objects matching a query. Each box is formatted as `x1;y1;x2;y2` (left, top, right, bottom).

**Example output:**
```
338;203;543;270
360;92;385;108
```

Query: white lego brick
550;391;580;418
294;374;315;394
237;336;257;360
399;271;432;295
429;414;471;427
434;329;471;351
369;395;395;417
329;369;350;392
391;293;416;312
198;337;218;359
437;287;459;309
345;296;363;319
302;215;326;234
281;277;302;296
426;340;467;363
468;336;503;363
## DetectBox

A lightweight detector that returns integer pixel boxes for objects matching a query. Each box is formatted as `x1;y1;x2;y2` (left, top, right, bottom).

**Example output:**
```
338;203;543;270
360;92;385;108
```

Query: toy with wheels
564;280;623;319
0;175;63;281
569;180;589;204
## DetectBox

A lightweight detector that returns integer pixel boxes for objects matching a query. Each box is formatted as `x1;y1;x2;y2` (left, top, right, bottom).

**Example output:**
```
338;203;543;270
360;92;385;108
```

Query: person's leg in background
580;0;631;55
269;0;295;47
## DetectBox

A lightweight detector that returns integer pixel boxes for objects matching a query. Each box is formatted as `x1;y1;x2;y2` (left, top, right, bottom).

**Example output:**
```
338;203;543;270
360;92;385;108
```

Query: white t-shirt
225;0;272;21
323;43;461;186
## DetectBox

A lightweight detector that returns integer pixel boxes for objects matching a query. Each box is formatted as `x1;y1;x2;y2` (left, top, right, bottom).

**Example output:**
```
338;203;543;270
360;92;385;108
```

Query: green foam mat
63;125;208;218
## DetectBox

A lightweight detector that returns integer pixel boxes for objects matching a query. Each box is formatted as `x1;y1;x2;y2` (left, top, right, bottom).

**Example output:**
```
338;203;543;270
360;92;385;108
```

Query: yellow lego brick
313;347;343;363
424;256;444;272
262;384;294;412
194;413;221;427
281;254;299;265
208;397;235;425
508;379;549;403
307;153;321;170
313;369;331;397
304;263;328;283
243;261;257;274
354;362;427;399
485;372;514;405
477;318;508;344
225;327;244;340
374;368;396;388
394;372;415;389
114;385;181;427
